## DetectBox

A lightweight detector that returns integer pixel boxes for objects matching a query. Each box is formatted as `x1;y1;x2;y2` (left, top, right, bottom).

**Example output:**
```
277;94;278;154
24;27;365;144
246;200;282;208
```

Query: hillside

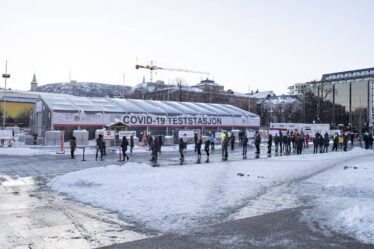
36;82;131;97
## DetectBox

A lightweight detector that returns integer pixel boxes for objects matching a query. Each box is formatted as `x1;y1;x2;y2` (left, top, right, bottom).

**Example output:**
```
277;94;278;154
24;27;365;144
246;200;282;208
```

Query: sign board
178;130;195;138
103;130;115;140
119;131;136;138
52;112;260;128
0;130;13;140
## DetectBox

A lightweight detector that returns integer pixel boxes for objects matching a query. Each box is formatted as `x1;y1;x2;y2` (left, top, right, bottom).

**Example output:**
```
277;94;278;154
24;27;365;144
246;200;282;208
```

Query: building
291;67;374;132
0;90;40;127
127;79;257;112
288;83;307;95
259;95;303;126
29;93;260;139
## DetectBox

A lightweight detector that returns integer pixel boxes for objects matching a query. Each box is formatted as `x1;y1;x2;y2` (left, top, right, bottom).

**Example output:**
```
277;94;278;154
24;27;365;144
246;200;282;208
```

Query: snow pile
302;156;374;244
49;148;372;233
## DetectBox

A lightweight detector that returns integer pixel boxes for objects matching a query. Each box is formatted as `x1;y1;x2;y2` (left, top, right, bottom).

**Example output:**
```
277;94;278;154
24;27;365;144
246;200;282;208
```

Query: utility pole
2;60;10;129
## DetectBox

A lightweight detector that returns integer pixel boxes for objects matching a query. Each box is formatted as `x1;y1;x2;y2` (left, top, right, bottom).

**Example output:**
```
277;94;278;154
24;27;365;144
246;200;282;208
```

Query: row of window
325;70;374;80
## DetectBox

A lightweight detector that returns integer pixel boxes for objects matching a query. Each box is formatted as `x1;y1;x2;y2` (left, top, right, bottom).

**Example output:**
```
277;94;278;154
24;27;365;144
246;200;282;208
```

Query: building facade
292;67;374;132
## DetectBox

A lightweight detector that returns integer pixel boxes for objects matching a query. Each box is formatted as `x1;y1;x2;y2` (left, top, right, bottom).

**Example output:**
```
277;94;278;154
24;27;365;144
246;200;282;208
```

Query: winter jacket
254;134;261;146
121;138;129;151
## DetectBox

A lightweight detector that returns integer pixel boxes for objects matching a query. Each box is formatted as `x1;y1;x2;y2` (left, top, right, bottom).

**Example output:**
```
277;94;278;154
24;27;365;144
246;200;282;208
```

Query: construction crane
135;61;209;82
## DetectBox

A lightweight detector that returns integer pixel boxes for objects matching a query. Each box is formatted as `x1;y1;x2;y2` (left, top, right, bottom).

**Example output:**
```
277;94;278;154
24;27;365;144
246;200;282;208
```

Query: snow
301;157;374;244
49;148;374;241
0;147;57;156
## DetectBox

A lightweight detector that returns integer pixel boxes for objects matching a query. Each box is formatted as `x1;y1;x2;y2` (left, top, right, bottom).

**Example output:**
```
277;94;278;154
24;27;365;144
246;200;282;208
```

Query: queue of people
68;129;373;163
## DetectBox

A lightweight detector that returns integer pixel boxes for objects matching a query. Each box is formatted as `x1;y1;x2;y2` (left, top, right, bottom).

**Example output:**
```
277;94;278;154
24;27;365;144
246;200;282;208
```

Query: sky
0;0;373;94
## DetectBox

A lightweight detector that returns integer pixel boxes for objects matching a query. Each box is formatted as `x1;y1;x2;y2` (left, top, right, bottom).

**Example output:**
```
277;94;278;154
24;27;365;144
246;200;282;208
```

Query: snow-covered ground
301;156;374;244
49;148;374;244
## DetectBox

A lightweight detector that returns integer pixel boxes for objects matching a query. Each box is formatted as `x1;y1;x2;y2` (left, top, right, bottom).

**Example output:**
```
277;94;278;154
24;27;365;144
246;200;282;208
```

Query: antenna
69;67;71;82
123;73;126;98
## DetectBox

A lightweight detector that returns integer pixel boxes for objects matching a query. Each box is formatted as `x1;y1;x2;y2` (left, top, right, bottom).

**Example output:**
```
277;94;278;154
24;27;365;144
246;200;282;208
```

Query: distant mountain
36;82;132;97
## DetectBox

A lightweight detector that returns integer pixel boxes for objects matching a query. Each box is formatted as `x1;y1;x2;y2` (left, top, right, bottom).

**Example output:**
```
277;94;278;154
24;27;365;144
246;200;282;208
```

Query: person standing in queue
221;131;227;159
242;134;248;158
209;133;215;151
130;134;134;154
179;137;186;161
313;134;319;154
230;133;235;151
296;134;303;155
274;133;279;153
223;135;229;161
255;132;261;155
96;134;104;160
323;132;329;153
196;134;203;161
194;132;198;153
121;136;130;161
70;135;76;159
267;134;272;154
152;137;160;162
204;137;210;162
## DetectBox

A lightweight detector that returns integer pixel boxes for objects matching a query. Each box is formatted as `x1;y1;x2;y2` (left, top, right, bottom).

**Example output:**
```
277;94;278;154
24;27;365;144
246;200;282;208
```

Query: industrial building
29;93;260;139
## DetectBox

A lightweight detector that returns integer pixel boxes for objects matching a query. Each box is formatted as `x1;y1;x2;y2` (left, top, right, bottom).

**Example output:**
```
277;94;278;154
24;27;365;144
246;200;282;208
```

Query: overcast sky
0;0;373;94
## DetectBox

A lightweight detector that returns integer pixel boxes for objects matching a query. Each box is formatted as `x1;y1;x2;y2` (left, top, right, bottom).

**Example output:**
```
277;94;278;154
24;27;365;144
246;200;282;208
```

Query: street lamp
2;60;10;129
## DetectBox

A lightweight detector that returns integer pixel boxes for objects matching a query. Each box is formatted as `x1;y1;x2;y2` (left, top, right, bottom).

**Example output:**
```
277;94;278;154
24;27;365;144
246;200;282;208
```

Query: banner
52;112;260;128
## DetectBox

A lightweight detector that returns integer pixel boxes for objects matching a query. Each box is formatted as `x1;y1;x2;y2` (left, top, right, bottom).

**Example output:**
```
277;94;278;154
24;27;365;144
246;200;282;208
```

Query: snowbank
302;157;374;244
49;148;373;235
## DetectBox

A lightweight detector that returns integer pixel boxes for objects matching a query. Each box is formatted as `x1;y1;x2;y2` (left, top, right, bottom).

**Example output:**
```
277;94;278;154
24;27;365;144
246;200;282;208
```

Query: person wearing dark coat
313;134;319;154
121;136;130;161
279;131;283;153
130;135;134;154
267;134;272;154
194;133;198;153
369;133;373;149
96;134;104;160
152;137;160;162
196;135;203;159
222;136;229;160
179;138;186;160
69;136;77;159
274;134;280;153
204;139;211;160
242;135;248;158
102;140;107;156
230;134;235;151
296;135;303;155
254;133;261;154
323;132;329;153
318;133;324;153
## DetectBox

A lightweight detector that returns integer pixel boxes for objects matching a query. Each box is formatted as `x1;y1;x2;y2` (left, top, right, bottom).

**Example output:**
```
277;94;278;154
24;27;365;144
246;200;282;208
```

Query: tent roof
38;92;258;118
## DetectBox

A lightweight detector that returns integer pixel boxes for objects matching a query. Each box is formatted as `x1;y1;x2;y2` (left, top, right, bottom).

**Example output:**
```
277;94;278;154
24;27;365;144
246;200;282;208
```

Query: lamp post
2;60;10;129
